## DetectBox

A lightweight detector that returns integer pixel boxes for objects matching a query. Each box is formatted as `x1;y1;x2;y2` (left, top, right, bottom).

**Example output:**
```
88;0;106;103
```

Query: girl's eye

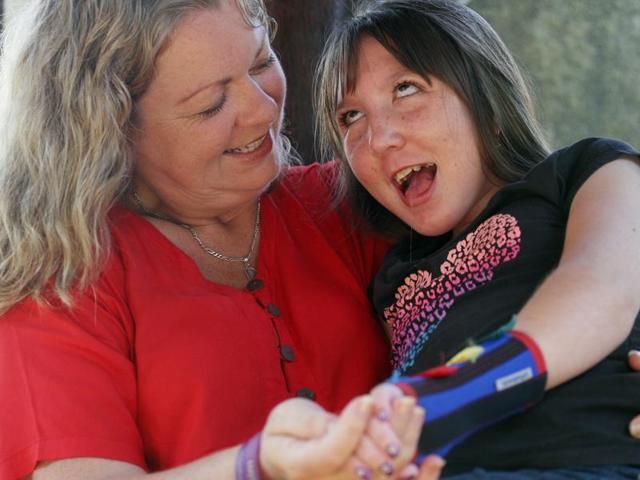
251;53;277;75
338;110;363;127
395;81;420;98
198;94;227;119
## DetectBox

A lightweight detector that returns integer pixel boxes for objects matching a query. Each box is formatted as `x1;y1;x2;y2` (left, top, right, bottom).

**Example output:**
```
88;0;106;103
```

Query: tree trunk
267;0;346;163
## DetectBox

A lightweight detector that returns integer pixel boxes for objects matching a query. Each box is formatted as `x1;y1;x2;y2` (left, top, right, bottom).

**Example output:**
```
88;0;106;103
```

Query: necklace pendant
244;263;257;281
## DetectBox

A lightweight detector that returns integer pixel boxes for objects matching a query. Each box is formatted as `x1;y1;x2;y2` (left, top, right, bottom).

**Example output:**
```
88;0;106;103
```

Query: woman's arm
30;398;364;480
30;396;432;480
516;157;640;388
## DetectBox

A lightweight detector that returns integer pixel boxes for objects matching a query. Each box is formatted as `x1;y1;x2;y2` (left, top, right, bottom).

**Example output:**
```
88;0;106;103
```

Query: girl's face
336;36;499;236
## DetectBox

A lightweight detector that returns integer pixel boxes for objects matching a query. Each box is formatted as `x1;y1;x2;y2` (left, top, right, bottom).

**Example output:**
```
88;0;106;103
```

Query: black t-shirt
371;138;640;472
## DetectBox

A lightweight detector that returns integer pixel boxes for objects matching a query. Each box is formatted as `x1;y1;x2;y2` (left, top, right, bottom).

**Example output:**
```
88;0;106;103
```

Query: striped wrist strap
392;329;547;460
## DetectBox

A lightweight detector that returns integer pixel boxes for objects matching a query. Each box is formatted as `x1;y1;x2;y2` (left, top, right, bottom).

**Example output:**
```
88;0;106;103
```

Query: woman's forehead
144;5;267;105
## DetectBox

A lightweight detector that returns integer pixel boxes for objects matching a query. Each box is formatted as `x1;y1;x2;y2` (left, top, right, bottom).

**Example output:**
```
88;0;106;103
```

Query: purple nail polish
377;409;390;422
355;466;372;480
386;442;400;457
380;461;394;476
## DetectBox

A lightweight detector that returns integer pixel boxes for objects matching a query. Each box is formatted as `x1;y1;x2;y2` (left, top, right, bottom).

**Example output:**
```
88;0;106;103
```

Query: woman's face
336;36;498;236
132;0;285;220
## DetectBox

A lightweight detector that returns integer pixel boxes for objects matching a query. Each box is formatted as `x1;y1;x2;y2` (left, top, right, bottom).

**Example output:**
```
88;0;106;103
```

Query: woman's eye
338;110;363;127
198;94;226;119
395;82;420;98
251;53;276;75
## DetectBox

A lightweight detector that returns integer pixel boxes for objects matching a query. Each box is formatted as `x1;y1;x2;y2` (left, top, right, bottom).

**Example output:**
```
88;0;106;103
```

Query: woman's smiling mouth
224;133;268;154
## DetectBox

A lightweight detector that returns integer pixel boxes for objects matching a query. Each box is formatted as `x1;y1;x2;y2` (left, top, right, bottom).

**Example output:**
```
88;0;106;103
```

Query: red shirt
0;163;391;478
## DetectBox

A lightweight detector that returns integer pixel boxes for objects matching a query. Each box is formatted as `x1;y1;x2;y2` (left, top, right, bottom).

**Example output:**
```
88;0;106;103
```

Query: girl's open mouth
393;163;437;205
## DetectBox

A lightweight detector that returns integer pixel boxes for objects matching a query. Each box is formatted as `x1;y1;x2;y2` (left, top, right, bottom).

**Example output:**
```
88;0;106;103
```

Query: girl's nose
368;114;405;155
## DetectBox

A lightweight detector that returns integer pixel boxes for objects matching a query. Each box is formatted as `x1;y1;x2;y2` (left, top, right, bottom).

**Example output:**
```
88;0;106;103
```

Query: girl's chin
400;212;452;237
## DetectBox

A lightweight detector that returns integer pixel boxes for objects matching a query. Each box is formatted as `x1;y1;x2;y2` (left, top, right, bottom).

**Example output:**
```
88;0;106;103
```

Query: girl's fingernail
628;350;640;357
380;461;394;476
386;442;400;457
630;421;640;438
377;409;390;421
355;466;372;479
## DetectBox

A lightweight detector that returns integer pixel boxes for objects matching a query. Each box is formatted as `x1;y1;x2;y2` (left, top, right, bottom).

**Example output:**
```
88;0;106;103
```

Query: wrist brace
391;329;547;460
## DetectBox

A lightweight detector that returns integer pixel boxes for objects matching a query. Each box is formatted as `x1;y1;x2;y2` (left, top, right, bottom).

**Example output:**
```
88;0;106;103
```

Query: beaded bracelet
235;431;266;480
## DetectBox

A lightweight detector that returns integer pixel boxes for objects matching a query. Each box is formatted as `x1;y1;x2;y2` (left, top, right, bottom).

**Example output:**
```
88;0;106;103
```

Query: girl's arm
371;156;640;459
516;156;640;388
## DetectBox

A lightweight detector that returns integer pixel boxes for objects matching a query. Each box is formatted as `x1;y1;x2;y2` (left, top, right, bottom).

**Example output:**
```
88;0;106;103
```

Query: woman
315;0;640;477
0;0;437;479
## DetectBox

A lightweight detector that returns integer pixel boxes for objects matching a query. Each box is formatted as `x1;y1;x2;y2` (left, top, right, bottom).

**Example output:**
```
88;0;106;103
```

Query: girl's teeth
226;136;265;153
395;166;416;184
393;163;434;185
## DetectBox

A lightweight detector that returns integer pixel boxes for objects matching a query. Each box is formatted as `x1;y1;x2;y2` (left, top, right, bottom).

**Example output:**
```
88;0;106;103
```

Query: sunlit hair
0;0;286;313
315;0;550;238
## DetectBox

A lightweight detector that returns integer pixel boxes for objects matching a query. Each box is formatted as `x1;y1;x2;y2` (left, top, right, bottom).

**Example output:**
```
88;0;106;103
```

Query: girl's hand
367;384;445;480
362;383;425;478
415;456;446;480
628;350;640;438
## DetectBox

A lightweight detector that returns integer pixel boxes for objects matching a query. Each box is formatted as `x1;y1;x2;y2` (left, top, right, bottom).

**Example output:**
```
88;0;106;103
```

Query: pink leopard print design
384;214;522;371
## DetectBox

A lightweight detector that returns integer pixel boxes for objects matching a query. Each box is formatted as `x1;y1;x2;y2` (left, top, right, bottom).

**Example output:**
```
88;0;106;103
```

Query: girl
316;0;640;478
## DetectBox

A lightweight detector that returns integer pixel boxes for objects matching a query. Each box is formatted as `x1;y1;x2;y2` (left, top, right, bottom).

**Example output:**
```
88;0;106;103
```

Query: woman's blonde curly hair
0;0;280;313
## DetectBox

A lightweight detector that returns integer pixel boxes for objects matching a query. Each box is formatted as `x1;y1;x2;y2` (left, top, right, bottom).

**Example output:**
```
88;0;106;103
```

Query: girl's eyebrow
337;64;416;110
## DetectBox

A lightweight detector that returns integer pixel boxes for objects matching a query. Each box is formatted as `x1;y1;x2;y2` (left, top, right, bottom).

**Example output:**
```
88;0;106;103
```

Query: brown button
246;279;264;291
296;388;316;400
280;345;295;362
266;303;281;317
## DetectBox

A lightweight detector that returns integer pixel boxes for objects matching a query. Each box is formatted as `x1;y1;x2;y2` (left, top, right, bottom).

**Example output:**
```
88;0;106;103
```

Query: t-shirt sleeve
526;137;640;215
0;252;146;479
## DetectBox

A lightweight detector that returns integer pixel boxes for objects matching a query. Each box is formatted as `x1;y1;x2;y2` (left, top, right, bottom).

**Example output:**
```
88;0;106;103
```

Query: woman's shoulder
271;161;341;215
278;161;339;195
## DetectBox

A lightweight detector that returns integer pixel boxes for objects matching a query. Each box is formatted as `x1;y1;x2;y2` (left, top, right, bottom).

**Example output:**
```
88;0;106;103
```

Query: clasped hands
260;350;640;480
260;384;442;480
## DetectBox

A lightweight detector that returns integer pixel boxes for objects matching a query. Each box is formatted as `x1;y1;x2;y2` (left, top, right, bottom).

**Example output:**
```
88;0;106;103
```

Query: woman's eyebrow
178;29;269;105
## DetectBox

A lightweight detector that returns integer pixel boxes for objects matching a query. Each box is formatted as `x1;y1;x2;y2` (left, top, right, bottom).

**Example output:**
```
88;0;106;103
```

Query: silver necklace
131;191;260;280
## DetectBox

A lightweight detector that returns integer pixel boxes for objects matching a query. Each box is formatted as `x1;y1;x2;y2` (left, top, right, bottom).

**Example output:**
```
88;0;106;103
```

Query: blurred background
3;0;638;163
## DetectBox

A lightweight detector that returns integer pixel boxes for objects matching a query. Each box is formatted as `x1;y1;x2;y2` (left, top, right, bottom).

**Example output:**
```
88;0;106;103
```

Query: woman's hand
260;396;383;479
628;350;640;438
260;395;438;480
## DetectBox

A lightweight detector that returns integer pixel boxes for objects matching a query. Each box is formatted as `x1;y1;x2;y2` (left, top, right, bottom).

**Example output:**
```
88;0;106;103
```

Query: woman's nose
235;77;280;128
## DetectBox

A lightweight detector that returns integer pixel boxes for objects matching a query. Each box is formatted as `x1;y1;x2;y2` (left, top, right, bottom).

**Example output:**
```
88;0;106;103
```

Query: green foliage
469;0;640;149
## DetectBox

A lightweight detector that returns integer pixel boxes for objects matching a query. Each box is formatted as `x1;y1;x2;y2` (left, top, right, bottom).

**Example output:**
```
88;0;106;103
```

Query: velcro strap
391;330;547;459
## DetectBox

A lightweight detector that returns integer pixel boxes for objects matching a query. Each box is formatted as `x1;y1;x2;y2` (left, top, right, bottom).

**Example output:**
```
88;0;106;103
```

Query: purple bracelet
235;431;265;480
